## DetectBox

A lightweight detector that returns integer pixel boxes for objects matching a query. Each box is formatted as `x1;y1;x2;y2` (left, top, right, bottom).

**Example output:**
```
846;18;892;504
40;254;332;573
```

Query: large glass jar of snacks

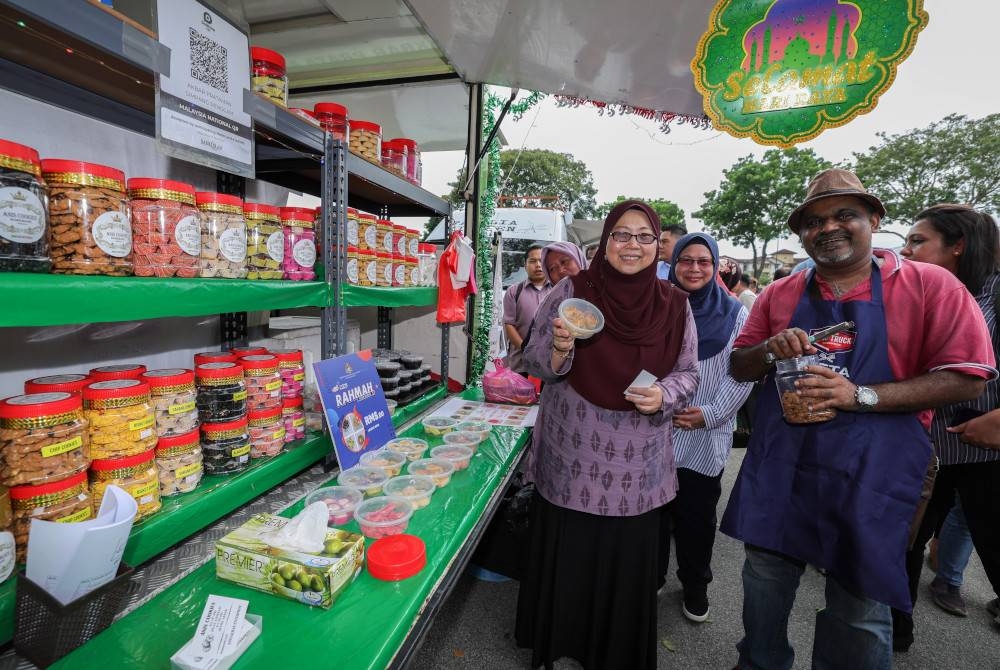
244;202;283;280
281;396;305;443
393;138;422;185
348;120;381;162
0;138;50;273
0;392;89;487
250;46;287;106
196;192;246;279
195;362;247;423
272;348;305;399
155;428;202;496
42;159;131;276
127;178;201;278
201;416;251;475
90;449;161;521
314;102;349;141
238;354;282;412
24;374;91;397
248;407;285;459
279;207;316;280
141;368;198;437
9;471;92;562
89;363;147;382
358;212;377;252
83;380;157;460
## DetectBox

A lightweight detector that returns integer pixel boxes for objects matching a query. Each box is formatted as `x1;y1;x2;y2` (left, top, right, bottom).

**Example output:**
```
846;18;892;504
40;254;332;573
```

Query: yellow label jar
0;391;90;488
9;471;93;562
155;427;203;496
90;449;161;521
83;380;158;460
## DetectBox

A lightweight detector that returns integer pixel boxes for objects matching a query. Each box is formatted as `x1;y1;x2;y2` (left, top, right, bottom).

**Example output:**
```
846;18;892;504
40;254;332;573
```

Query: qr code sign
189;27;229;93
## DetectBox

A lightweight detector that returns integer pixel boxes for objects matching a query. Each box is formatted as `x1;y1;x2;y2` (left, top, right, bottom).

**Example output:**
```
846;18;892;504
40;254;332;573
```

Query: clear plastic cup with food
558;298;604;339
454;420;491;441
442;430;485;454
385;437;429;461
408;457;455;488
383;474;436;509
431;444;473;471
354;496;413;539
336;465;388;497
421;416;459;436
304;486;364;525
359;448;406;477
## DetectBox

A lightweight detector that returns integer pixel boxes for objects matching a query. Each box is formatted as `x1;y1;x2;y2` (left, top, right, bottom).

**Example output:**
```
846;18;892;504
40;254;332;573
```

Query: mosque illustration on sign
741;0;862;72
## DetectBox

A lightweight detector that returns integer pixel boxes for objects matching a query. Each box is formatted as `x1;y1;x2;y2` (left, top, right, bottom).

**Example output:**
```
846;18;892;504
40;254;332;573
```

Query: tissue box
215;513;364;609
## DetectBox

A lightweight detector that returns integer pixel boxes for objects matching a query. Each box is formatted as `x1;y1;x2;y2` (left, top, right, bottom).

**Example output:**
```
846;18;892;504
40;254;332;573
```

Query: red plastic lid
196;362;244;379
288;107;316;119
40;159;125;186
271;348;304;363
248;405;283;422
91;449;155;471
367;534;426;581
350;120;381;134
24;374;91;395
250;46;285;69
196;191;243;208
126;178;195;197
314;102;348;117
282;396;304;410
391;138;418;150
141;368;194;388
419;243;436;252
194;351;238;366
0;138;41;169
9;471;88;500
238;354;279;370
201;416;249;434
156;427;200;452
381;139;406;151
244;202;280;217
0;392;80;419
392;224;407;231
347;207;358;216
90;364;147;381
230;346;269;357
279;207;315;223
358;212;377;222
83;379;150;401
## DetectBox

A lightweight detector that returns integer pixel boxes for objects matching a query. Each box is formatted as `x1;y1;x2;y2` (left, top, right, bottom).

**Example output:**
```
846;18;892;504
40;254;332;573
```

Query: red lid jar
314;102;349;141
250;46;287;107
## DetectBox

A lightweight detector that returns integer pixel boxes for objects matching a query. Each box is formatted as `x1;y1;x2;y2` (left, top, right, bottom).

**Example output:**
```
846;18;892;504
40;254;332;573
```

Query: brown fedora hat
787;168;886;233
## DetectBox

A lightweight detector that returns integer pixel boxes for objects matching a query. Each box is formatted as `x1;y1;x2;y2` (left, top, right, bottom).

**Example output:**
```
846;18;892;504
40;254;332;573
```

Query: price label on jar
56;507;93;523
292;417;305;427
292;238;316;268
132;479;159;501
176;462;201;479
232;444;251;458
129;415;156;432
219;227;247;263
233;390;248;401
92;211;133;257
273;428;286;440
0;533;14;583
41;435;83;458
363;224;376;250
365;259;378;285
265;380;282;392
266;231;284;262
0;187;46;243
293;373;305;381
175;215;202;256
169;400;197;415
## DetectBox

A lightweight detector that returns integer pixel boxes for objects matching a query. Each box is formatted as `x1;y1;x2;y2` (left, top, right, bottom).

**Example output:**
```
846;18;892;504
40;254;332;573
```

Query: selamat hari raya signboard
692;0;928;147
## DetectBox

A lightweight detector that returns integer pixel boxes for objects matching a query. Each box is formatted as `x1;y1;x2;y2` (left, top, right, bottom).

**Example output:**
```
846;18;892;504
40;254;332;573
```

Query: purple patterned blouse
522;279;699;517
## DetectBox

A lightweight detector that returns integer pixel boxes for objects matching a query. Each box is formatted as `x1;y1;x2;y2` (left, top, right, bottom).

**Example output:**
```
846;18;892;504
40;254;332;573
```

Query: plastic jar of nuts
392;138;422;185
89;363;147;382
380;139;407;177
141;368;199;437
195;362;247;423
349;120;381;163
196;191;247;279
281;396;305;443
42;159;132;276
272;348;305;399
194;351;238;366
279;207;316;280
83;380;158;460
155;427;202;496
238;354;282;411
24;374;91;397
0;138;50;273
248;406;285;459
90;449;161;521
244;202;283;280
314;102;349;141
775;356;837;424
128;178;201;278
9;471;93;562
250;46;287;106
201;416;251;475
346;245;360;284
0;392;89;488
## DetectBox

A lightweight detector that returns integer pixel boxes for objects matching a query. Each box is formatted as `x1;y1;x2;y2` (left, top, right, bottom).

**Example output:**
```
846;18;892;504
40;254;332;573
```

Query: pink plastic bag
482;359;538;405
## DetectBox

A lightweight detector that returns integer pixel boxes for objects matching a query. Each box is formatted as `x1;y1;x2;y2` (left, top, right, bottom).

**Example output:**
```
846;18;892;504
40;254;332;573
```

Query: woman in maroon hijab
515;200;699;670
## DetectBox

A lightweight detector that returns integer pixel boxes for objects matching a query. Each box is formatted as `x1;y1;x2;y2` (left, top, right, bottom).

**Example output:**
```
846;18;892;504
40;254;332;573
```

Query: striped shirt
673;307;755;476
931;270;1000;465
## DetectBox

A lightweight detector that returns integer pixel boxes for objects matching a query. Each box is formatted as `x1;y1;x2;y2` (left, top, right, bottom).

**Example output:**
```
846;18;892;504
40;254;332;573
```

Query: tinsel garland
468;89;546;385
553;95;713;134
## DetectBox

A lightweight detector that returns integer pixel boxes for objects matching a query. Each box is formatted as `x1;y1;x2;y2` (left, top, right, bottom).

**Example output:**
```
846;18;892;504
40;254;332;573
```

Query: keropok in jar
238;354;282;411
127;178;201;277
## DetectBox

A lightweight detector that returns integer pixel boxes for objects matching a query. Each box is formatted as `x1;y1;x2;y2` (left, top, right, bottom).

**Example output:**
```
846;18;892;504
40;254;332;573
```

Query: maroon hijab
568;200;689;410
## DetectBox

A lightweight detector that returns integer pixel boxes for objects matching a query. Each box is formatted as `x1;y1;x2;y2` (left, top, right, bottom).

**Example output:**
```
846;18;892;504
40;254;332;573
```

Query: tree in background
596;196;685;228
852;113;1000;224
694;148;830;278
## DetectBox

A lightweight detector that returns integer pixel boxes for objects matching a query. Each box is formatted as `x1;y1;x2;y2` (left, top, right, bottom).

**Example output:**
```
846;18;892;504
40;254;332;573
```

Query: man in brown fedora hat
720;168;996;669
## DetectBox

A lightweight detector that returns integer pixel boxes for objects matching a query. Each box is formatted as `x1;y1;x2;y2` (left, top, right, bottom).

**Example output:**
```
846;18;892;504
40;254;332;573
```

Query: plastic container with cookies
558;298;605;339
9;471;93;562
200;416;251;475
279;206;316;281
83;380;158;460
348;120;382;163
248;406;285;458
238;354;282;412
90;449;161;521
89;363;147;382
155;427;202;496
0;392;89;488
0;138;50;273
195;362;247;423
128;178;201;277
196;191;247;279
244;202;283;280
141;368;199;437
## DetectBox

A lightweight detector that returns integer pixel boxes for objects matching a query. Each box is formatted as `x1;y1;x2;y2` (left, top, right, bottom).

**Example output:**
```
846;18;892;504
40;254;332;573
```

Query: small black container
400;354;423;370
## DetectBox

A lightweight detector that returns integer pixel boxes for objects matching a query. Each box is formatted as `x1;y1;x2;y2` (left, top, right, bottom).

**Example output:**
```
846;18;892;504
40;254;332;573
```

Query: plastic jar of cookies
24;374;91;397
314;102;349;141
194;351;238;367
380;140;407;177
406;226;419;258
238;354;282;411
250;46;287;106
344;208;361;248
272;348;305;399
393;138;422;185
42;159;131;276
196;192;246;279
90;449;161;521
358;212;377;252
90;363;147;382
83;380;157;460
375;251;392;287
127;178;201;278
9;471;93;562
349;120;381;162
393;223;407;259
358;249;377;287
248;406;285;458
406;255;418;287
376;219;393;255
281;396;305;443
195;362;247;423
279;207;316;281
394;252;407;287
141;368;198;438
155;427;202;496
0;138;50;273
345;245;360;285
200;416;250;475
0;392;89;487
244;202;283;280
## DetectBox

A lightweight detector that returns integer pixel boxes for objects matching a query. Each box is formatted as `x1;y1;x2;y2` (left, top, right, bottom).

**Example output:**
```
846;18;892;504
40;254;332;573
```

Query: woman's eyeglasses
675;257;714;269
609;231;658;245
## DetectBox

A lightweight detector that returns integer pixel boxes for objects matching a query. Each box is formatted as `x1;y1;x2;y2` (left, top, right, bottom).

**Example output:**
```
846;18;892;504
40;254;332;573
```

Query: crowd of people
498;170;999;670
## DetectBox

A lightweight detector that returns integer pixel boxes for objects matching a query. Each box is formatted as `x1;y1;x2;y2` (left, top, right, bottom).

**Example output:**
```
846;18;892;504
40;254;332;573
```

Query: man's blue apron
720;262;931;611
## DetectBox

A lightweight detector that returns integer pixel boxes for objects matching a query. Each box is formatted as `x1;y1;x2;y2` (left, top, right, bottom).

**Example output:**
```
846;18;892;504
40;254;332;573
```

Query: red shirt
735;250;996;430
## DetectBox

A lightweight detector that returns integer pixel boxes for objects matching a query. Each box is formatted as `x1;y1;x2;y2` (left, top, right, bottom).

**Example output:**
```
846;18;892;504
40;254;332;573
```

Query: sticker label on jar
293;372;305;381
56;507;93;523
0;186;46;243
233;390;248;401
346;257;359;283
273;428;287;440
232;444;251;458
41;435;83;458
175;215;202;256
176;462;201;479
129;415;156;432
266;231;284;262
347;219;359;245
131;480;159;500
219;226;247;263
292;417;305;427
292;238;316;268
92;211;133;257
265;380;282;392
169;400;197;415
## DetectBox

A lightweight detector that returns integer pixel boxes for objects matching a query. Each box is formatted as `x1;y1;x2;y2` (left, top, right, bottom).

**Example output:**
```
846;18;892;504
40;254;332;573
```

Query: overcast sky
419;0;997;258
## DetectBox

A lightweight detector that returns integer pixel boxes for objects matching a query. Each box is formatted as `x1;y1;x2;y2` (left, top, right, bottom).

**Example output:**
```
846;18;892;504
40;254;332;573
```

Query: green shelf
0;274;331;327
340;284;438;308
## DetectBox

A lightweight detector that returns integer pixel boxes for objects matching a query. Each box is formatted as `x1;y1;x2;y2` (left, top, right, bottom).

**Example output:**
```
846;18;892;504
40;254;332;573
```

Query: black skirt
515;494;662;670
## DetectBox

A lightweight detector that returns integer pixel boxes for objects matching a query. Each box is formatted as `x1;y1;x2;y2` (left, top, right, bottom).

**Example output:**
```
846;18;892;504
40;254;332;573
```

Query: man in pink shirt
721;169;996;670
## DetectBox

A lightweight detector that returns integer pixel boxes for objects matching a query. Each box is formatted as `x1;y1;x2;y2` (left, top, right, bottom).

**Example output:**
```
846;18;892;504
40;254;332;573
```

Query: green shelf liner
54;390;530;670
0;274;331;326
340;284;438;308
